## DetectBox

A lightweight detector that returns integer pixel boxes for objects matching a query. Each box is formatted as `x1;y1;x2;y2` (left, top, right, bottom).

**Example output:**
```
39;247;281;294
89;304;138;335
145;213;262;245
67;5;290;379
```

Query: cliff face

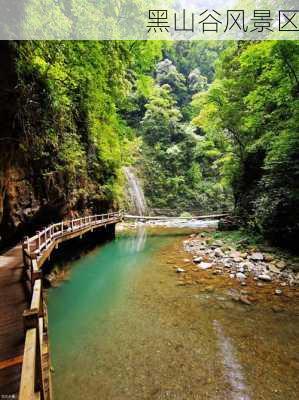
0;42;115;249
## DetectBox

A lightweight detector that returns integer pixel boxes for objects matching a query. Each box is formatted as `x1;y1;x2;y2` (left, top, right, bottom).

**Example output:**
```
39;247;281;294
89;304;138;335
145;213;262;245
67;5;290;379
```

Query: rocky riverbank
175;231;299;309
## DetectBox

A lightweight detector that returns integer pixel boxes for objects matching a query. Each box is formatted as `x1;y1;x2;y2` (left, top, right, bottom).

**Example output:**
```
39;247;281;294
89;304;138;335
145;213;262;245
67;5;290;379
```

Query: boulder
193;256;203;263
258;274;272;282
176;268;185;273
275;260;287;270
214;248;224;257
268;264;281;274
198;262;213;270
250;252;264;261
236;272;246;281
229;251;241;258
275;289;283;295
264;254;274;262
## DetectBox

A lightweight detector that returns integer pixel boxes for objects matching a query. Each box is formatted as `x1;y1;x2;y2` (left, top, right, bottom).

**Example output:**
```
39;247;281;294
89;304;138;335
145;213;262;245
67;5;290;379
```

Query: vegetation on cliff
0;40;298;250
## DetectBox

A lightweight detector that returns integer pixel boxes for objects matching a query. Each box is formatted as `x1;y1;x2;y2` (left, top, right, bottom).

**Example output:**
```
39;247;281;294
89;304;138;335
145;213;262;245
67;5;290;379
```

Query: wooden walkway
0;212;122;399
0;244;27;396
0;210;226;398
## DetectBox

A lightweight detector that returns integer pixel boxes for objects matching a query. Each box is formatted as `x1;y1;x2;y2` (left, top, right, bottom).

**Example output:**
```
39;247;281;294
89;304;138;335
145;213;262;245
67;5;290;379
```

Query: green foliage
194;40;299;250
15;40;160;210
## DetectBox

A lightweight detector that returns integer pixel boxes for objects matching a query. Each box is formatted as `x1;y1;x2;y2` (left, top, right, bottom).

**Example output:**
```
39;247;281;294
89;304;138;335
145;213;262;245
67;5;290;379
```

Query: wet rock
250;252;264;261
198;262;213;270
258;274;272;282
239;295;252;305
241;281;247;286
236;272;246;281
275;289;283;295
176;268;185;273
193;256;203;263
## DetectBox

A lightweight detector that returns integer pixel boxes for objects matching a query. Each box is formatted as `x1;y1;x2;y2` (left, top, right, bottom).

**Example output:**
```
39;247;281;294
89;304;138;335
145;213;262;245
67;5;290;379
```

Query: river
48;226;299;400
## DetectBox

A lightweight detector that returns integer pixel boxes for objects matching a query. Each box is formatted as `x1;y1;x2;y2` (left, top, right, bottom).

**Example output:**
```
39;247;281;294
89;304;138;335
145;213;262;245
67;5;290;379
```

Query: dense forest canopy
0;39;298;250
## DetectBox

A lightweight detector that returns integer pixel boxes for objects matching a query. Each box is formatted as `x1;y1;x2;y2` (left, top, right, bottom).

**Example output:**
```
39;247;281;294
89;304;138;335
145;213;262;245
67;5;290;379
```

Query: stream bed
48;226;299;400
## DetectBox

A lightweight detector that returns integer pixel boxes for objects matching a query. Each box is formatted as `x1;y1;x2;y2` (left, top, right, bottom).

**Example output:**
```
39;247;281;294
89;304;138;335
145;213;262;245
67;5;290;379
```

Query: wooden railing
23;212;122;259
19;211;122;400
20;274;46;400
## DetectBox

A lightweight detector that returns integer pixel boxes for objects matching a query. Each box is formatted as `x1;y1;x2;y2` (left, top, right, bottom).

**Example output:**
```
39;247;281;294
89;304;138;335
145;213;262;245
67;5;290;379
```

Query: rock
241;281;247;286
264;254;274;262
193;257;203;263
236;272;246;281
200;233;206;238
238;266;244;273
280;282;287;287
240;252;248;259
50;366;55;373
240;261;254;271
250;252;264;261
257;282;264;287
198;262;213;270
239;295;252;305
275;260;287;270
234;257;243;263
183;258;191;263
229;251;241;258
229;273;235;279
176;268;185;273
275;289;283;295
258;274;272;282
268;264;281;274
214;248;224;257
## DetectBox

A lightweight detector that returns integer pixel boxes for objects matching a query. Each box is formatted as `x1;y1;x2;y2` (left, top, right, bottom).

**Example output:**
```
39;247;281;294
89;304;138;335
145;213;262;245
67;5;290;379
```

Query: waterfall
123;167;147;216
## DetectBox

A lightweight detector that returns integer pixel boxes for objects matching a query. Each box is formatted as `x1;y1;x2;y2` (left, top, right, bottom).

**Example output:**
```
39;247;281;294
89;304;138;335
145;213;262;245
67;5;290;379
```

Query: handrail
20;278;45;400
19;211;123;400
23;211;122;259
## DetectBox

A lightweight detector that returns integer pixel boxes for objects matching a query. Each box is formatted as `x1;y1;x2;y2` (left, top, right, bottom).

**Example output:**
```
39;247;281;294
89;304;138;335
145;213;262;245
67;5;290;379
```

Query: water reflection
213;320;251;400
123;225;147;253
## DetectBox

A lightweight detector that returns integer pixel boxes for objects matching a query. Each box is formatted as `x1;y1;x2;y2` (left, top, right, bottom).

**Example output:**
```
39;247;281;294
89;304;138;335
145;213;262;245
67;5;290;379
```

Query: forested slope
0;40;162;246
0;40;298;251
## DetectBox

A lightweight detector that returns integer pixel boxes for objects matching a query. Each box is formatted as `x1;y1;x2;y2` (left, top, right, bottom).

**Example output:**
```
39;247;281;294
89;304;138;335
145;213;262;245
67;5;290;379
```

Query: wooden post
25;236;30;254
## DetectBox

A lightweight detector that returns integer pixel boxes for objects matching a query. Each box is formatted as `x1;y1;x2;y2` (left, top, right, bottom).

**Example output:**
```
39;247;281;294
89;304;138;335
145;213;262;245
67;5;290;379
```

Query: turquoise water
48;227;299;400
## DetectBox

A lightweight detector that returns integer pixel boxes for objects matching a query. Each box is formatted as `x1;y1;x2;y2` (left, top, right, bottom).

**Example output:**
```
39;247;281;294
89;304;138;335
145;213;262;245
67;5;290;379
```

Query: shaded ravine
48;227;299;400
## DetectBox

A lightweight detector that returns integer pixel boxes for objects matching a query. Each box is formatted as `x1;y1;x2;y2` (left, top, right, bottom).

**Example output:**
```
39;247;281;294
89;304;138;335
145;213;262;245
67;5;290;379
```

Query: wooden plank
19;328;38;400
30;280;41;312
0;355;23;371
124;213;229;220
